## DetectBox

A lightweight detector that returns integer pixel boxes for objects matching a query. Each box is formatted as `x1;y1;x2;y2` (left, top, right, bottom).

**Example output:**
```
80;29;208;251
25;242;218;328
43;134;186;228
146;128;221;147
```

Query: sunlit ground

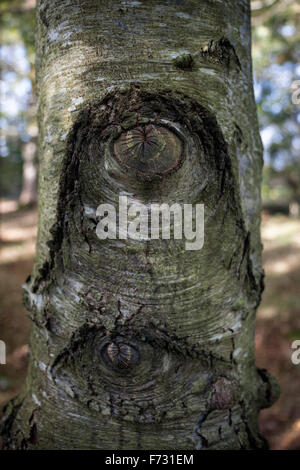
257;213;300;450
0;202;35;411
0;204;299;449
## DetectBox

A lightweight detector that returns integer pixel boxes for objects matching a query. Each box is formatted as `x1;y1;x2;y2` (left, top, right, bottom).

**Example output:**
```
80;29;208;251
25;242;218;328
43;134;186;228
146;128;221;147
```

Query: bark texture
1;0;279;450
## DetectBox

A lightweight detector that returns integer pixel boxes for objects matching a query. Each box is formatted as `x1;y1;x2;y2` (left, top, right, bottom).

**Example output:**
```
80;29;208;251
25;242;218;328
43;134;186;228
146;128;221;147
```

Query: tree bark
1;0;279;450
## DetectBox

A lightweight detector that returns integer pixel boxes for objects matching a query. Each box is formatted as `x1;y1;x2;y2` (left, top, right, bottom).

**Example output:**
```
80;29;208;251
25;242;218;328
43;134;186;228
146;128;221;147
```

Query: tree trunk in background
19;89;38;207
1;0;279;450
19;140;37;206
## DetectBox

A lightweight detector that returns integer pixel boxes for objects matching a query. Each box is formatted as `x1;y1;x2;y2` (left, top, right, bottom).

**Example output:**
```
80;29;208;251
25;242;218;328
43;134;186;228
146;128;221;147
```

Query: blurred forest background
0;0;299;450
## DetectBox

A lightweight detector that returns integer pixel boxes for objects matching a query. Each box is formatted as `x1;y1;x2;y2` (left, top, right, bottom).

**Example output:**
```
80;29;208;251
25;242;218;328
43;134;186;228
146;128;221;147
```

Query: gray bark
1;0;279;450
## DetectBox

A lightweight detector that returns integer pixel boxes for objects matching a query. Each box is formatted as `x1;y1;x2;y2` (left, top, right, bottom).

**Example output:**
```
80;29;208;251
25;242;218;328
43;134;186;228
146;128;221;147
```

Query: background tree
0;0;37;206
251;0;300;213
1;0;279;450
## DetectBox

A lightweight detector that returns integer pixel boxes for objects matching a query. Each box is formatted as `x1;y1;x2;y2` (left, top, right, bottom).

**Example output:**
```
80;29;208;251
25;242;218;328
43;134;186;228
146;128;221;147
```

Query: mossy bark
1;0;279;450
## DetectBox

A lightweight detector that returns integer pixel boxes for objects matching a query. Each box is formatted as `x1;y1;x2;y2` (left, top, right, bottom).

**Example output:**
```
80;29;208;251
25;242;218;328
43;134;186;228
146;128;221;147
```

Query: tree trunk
1;0;279;450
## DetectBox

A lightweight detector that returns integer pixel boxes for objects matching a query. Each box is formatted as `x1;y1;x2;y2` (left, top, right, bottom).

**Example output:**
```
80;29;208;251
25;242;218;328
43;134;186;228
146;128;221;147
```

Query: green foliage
0;0;36;199
251;0;300;204
0;1;35;65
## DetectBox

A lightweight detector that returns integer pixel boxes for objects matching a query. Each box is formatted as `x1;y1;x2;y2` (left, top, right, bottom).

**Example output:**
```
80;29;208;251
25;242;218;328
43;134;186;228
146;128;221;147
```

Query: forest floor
257;212;300;449
0;202;299;449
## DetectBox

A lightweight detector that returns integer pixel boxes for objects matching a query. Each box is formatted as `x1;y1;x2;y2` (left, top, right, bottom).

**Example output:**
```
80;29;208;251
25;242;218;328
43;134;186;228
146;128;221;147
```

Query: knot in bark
103;339;140;371
113;124;183;176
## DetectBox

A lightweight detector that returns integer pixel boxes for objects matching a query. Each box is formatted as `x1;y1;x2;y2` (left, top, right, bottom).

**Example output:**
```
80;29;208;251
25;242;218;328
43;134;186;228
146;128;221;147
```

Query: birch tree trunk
1;0;279;450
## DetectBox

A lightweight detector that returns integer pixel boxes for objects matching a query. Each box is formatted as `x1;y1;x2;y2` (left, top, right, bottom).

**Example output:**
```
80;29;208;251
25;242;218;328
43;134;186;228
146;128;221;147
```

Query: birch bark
1;0;278;450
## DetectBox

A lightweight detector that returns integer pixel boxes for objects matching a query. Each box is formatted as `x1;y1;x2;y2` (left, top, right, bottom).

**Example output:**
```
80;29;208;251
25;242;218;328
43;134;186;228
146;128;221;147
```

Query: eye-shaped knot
102;339;140;371
113;124;183;176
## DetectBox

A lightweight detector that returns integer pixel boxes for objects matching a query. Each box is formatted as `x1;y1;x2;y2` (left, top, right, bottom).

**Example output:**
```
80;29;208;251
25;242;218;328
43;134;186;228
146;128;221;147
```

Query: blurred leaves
0;0;35;67
251;0;300;203
0;1;36;200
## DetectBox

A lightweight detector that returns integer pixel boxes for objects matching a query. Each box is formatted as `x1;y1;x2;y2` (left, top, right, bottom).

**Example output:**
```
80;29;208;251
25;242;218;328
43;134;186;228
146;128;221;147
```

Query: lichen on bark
1;0;279;450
